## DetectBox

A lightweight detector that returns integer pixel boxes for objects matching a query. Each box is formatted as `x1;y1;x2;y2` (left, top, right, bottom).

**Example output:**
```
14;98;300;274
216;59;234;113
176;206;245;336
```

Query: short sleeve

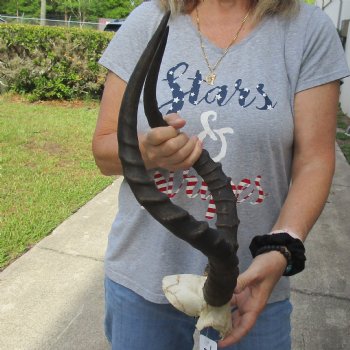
295;7;350;92
99;1;164;82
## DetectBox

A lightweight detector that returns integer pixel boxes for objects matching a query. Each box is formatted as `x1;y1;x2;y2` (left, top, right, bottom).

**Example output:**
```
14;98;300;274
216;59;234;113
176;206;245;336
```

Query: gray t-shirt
99;1;350;304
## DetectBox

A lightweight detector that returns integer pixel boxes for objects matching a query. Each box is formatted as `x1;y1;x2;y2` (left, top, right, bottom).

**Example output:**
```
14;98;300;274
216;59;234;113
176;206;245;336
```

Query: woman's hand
218;251;287;348
140;113;202;171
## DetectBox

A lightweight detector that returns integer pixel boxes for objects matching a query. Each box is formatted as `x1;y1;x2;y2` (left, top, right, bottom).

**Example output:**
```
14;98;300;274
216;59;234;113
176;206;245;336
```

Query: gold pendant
205;72;216;85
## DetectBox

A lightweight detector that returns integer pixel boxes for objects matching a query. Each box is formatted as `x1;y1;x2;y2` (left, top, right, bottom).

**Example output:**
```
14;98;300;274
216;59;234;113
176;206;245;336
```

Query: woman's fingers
163;113;187;129
140;113;203;171
153;135;201;170
145;126;183;146
218;311;258;348
167;137;202;170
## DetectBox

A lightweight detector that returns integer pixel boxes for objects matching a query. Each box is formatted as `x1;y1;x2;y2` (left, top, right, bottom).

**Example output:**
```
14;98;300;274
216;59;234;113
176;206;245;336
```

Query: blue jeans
104;276;292;350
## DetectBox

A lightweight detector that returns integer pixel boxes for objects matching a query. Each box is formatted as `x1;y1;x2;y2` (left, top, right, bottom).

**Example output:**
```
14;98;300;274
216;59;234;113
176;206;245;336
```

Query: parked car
104;19;124;32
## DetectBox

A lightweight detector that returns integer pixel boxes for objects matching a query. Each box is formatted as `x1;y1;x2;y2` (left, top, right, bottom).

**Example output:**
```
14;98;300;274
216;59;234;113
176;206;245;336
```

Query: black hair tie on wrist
249;232;306;276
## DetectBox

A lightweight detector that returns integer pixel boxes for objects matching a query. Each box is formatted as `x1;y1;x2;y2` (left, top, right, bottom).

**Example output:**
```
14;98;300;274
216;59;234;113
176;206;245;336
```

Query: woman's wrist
256;245;292;275
253;251;287;282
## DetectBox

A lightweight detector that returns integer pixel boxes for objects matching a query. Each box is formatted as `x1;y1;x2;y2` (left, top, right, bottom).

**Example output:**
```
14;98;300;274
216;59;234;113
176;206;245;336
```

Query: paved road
290;147;350;350
0;147;349;350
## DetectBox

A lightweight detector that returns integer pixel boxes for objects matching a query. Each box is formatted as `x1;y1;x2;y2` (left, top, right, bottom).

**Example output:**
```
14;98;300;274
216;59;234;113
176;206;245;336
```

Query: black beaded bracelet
249;232;306;276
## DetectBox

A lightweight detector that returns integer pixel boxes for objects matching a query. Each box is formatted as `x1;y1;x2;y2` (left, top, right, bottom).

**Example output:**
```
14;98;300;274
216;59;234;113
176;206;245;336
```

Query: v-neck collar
183;13;269;54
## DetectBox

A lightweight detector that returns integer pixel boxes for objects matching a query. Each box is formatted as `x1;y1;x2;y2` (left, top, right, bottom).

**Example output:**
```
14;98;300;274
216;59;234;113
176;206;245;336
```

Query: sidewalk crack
291;287;350;302
332;183;350;188
37;246;104;263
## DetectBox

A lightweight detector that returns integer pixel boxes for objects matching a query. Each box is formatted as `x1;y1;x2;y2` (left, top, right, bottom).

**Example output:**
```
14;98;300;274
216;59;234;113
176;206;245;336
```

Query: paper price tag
199;334;217;350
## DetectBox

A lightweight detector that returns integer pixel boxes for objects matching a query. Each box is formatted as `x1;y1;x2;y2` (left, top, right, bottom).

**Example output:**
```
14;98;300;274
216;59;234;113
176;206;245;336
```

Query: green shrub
0;24;113;101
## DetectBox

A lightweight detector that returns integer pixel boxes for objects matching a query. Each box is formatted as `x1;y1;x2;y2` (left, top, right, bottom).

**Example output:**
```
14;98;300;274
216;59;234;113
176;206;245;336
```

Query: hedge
0;24;113;101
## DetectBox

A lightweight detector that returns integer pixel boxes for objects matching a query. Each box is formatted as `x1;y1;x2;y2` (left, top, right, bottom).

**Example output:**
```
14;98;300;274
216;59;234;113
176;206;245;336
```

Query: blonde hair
157;0;300;20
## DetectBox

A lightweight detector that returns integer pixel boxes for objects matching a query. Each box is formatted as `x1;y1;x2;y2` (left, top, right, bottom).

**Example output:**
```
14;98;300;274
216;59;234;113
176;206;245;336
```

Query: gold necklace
195;7;251;85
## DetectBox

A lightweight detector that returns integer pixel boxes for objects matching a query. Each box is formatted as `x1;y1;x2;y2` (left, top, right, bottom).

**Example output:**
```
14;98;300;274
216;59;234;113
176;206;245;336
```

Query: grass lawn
0;95;114;270
336;108;350;164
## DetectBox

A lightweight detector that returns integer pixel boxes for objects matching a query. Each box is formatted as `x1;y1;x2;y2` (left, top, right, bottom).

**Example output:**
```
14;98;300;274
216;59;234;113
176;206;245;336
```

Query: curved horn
143;21;168;129
118;12;239;307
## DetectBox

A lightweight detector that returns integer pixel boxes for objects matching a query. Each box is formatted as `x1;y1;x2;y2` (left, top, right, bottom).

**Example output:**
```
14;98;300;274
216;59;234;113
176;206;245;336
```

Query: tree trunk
40;0;46;26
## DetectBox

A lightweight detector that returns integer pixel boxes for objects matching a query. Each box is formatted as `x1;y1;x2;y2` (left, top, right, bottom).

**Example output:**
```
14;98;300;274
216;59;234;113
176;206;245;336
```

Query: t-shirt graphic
154;62;271;219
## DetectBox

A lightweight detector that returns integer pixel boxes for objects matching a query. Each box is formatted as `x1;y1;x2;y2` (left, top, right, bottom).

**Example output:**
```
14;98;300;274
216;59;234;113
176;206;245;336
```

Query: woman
93;0;349;349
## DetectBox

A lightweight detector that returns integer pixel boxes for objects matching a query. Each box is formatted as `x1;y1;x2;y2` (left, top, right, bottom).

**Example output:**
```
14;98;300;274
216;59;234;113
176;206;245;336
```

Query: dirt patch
34;99;99;109
4;94;98;109
24;139;65;156
43;141;64;155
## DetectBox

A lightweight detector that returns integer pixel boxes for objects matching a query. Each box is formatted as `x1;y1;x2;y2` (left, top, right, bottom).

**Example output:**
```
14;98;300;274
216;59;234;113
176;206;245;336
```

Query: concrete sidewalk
1;149;349;350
